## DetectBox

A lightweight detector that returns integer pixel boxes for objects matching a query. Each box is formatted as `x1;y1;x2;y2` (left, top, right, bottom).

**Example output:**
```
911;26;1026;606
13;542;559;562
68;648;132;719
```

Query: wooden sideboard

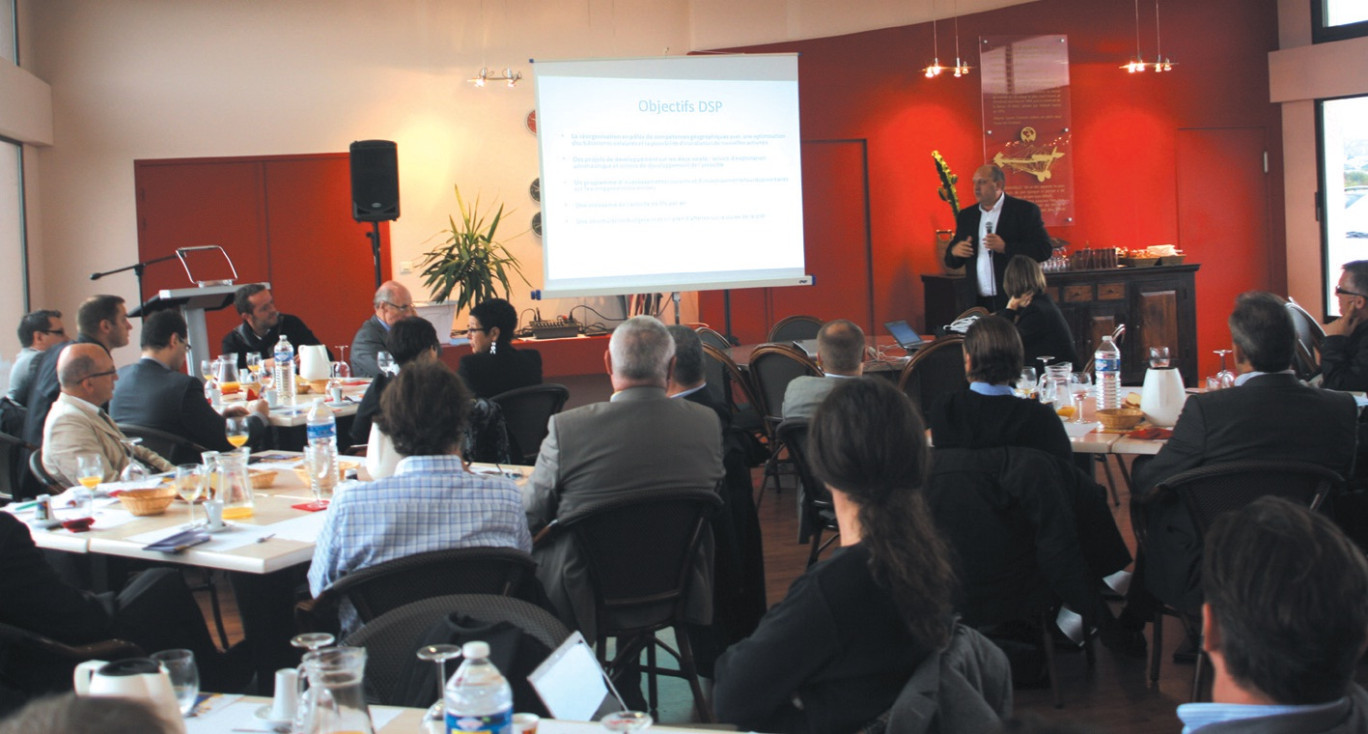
921;264;1201;385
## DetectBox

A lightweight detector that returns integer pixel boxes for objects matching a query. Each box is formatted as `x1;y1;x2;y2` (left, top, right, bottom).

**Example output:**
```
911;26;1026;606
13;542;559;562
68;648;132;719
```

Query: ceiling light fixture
468;67;522;88
923;1;945;79
1122;0;1176;73
950;0;972;78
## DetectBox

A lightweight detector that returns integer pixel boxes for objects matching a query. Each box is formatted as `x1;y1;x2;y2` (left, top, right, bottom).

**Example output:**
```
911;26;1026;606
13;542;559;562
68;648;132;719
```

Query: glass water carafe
300;646;375;734
217;450;254;520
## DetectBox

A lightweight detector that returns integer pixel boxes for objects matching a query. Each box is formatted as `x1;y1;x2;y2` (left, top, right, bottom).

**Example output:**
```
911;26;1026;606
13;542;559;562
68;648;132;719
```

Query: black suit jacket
220;313;328;368
21;336;98;447
109;357;250;460
458;345;543;399
0;514;115;645
1000;291;1078;369
944;194;1052;306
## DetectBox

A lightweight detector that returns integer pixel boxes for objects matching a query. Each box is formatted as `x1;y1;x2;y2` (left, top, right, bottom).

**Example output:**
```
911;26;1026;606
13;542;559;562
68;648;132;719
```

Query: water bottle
306;398;339;487
274;335;296;404
204;378;221;412
1095;335;1122;410
445;641;512;734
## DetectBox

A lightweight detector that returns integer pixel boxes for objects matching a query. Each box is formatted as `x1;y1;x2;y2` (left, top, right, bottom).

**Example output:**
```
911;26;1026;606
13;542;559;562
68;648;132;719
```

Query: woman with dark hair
1000;254;1077;371
348;316;441;448
459;298;542;398
929;314;1071;462
714;378;957;733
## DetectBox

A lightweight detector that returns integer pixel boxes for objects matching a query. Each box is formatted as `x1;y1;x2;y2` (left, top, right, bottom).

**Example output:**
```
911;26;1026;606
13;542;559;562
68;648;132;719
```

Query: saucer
254;704;293;727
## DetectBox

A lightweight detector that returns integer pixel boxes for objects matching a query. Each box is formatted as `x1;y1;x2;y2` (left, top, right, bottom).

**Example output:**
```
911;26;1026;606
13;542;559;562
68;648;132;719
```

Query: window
1319;95;1368;315
1312;0;1368;44
0;0;13;64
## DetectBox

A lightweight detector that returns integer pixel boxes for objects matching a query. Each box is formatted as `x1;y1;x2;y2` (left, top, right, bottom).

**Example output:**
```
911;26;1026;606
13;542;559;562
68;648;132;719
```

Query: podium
138;284;262;372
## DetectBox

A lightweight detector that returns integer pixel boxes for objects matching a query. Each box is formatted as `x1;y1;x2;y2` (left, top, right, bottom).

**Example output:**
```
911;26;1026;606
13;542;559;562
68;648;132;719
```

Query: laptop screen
884;320;925;349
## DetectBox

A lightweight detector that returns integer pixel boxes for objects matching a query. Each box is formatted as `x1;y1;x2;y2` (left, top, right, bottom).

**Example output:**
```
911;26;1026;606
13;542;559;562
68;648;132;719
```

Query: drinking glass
199;358;217;386
245;352;262;377
226;417;250;449
1214;349;1236;389
174;464;204;527
215;359;241;396
416;644;462;731
1069;372;1092;424
376;351;397;376
302;445;335;511
151;649;200;717
1014;367;1037;399
601;711;653;732
1149;346;1171;369
76;453;104;489
289;633;336;734
119;459;148;483
334;345;350;370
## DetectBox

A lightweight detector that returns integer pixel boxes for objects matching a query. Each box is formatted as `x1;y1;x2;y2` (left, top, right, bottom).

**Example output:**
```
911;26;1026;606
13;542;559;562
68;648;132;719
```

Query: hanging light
923;2;945;79
950;0;972;77
1152;0;1176;71
1121;0;1176;73
1121;0;1147;72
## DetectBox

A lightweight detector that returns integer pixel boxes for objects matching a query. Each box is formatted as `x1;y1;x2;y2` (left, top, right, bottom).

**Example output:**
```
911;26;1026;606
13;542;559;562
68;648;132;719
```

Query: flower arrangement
932;150;961;219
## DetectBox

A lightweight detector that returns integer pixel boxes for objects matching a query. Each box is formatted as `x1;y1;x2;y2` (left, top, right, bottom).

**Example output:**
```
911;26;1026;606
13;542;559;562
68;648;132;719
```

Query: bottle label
307;423;336;442
446;708;512;734
1095;357;1121;373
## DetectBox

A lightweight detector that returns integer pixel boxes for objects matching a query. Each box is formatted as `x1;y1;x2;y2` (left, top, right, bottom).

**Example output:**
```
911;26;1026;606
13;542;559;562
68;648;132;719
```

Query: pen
11;501;39;512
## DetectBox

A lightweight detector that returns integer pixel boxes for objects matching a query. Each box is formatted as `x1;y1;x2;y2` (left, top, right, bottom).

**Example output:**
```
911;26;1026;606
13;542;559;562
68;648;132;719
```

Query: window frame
1312;0;1368;44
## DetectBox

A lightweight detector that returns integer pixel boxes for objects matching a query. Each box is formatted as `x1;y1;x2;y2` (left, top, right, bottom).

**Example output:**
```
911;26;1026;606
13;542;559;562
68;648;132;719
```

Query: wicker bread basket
1096;408;1144;430
117;487;179;516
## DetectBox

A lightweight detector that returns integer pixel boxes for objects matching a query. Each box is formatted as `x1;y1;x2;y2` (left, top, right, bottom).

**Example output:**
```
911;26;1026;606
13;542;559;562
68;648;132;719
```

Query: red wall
700;0;1284;378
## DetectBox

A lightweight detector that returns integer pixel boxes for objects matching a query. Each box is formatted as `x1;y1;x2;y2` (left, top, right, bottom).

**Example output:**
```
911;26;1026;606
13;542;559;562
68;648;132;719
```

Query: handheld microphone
985;221;994;235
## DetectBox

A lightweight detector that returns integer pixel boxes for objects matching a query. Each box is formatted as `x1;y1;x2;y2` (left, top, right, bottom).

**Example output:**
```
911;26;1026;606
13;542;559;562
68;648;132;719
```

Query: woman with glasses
459;298;542;398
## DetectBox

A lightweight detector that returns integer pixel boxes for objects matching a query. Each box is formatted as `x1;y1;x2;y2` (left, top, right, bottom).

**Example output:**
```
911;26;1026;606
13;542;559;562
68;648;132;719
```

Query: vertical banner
980;35;1074;227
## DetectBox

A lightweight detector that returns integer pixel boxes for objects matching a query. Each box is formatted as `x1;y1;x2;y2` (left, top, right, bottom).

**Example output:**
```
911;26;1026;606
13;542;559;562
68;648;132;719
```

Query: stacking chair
701;344;763;435
747;344;821;496
767;315;822;343
297;546;546;634
694;326;733;352
1286;297;1325;380
775;419;839;567
343;593;569;707
0;430;32;503
1132;460;1342;696
489;384;570;464
896;334;966;416
117;423;209;466
555;490;723;721
953;306;991;322
28;448;63;494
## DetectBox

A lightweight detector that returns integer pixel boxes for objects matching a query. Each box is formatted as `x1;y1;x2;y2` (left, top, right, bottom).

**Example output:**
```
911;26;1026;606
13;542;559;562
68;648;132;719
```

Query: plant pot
414;302;458;341
936;229;964;275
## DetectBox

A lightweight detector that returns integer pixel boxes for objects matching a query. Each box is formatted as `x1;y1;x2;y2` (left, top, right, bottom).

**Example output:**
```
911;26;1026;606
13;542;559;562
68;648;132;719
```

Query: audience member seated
23;295;131;448
349;316;441;451
998;255;1077;370
459;298;542;399
780;319;864;419
349;280;415;378
1177;496;1368;732
7;310;64;407
110;310;269;461
1128;292;1357;620
929;314;1071;462
1320;259;1368;391
309;360;531;636
42;344;173;485
526;316;722;639
220;284;328;368
0;514;247;709
714;377;966;733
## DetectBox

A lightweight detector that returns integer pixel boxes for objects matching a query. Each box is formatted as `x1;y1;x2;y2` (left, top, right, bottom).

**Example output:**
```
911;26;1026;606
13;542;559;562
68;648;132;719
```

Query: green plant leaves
418;185;530;313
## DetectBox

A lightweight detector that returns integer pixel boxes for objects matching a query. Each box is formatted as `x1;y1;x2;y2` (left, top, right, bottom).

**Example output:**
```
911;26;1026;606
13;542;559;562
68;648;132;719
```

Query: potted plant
417;186;529;333
932;150;964;274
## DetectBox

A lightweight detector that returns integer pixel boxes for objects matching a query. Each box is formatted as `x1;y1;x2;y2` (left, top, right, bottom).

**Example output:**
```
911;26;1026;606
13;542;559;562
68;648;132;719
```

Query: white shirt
976;194;1005;297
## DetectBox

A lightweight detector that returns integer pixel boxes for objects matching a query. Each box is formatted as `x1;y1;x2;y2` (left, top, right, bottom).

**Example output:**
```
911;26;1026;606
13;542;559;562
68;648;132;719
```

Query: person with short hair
1177;496;1368;732
999;254;1077;370
350;280;416;378
459;298;542;398
945;164;1053;311
348;317;444;476
308;360;531;635
8;310;64;405
780;319;865;419
110;309;269;461
0;692;179;732
219;283;328;368
23;295;133;448
665;325;727;425
1320;259;1368;391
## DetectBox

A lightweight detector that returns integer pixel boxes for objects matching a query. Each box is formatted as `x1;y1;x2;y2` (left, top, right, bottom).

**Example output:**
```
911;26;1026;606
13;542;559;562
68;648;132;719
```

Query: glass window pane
0;141;26;380
0;0;14;64
1326;0;1368;27
1321;95;1368;316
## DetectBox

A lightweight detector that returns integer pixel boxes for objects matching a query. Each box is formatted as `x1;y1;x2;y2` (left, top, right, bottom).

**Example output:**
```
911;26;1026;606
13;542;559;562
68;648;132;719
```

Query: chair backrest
748;344;821;423
701;344;759;417
490;383;570;464
896;335;965;415
0;620;143;697
775;419;836;540
695;326;733;352
559;490;722;639
312;546;545;627
0;430;30;501
767;315;822;343
1152;460;1341;537
28;447;63;493
343;593;569;707
1286;298;1325;380
117;423;208;466
954;306;991;322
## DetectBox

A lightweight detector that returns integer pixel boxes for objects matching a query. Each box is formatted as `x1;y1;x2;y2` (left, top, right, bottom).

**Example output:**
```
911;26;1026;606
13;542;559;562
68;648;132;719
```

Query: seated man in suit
220;283;328;368
1179;496;1368;732
781;319;864;419
7;309;65;406
23;295;131;449
42;343;173;485
110;309;269;463
349;280;415;378
1320;259;1368;391
526;315;724;640
665;325;727;426
1127;291;1358;623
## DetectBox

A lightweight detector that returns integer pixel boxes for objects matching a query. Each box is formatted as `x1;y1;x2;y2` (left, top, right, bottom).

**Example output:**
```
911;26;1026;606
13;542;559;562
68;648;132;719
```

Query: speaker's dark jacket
220;314;328;368
944;194;1052;300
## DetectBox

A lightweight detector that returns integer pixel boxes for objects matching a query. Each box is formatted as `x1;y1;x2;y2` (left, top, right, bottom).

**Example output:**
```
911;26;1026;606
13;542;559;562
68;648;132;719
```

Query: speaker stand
366;221;383;289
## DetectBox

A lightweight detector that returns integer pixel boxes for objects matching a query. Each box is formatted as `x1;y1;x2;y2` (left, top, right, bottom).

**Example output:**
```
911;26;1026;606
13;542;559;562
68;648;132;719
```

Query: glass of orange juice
75;453;104;489
226;417;250;448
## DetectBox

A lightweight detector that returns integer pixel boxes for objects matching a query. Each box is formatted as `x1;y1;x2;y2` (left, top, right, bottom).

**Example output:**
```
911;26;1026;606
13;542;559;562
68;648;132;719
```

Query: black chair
700;344;765;445
747;344;821;497
298;546;547;634
490;384;570;464
117;423;209;466
694;326;733;352
896;335;965;416
1286;297;1324;380
775;419;839;567
1132;459;1342;694
28;448;63;494
766;315;822;343
0;621;143;700
554;490;723;721
0;430;32;503
343;593;569;707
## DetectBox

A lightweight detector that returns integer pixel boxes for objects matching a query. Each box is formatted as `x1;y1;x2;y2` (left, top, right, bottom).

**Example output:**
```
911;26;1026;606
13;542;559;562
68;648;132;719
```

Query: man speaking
944;164;1052;311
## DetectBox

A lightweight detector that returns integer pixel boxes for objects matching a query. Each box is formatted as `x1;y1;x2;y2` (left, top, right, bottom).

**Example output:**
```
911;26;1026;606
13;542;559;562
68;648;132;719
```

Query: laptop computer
884;320;926;351
527;631;625;722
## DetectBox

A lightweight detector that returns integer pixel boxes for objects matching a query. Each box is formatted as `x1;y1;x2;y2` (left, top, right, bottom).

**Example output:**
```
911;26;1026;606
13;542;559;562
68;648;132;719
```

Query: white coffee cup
269;668;299;722
204;500;225;530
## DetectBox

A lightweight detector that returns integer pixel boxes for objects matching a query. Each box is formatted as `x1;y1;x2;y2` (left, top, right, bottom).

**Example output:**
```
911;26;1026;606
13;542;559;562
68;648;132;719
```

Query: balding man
781;319;866;419
23;295;133;448
526;316;724;641
42;343;172;486
944;164;1052;311
350;280;415;378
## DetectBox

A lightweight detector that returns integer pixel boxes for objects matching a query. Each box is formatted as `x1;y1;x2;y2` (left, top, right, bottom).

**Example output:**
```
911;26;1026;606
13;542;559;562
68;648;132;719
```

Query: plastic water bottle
203;378;221;412
306;398;339;489
273;335;295;404
1095;335;1122;410
445;641;512;734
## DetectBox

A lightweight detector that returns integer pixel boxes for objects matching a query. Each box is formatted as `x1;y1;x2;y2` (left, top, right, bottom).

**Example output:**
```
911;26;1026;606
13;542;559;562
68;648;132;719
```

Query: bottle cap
462;641;490;659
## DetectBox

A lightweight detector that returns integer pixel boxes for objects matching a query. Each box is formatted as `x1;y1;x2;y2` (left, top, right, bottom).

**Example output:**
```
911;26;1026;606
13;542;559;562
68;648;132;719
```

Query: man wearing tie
944;164;1052;311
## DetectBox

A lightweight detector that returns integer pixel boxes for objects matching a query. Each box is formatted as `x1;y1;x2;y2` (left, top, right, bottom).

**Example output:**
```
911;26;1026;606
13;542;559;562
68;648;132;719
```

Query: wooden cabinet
921;264;1200;385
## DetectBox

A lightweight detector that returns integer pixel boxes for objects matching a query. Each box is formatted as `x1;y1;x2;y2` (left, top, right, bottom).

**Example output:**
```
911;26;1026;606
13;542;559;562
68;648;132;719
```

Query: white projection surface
532;54;808;299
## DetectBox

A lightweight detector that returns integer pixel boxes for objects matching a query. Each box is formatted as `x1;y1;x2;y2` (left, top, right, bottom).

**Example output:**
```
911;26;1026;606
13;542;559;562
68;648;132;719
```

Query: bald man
350;281;416;378
41;343;172;486
944;164;1052;311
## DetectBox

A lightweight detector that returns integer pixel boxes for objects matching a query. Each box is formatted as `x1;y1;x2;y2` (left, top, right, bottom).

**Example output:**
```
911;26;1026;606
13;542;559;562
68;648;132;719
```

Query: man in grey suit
780;319;865;419
349;281;416;378
525;316;724;641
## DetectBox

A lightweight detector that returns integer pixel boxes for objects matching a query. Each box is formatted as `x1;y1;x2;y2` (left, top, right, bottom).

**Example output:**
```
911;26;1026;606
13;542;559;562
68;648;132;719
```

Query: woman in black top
458;298;542;399
714;378;956;733
1000;254;1077;371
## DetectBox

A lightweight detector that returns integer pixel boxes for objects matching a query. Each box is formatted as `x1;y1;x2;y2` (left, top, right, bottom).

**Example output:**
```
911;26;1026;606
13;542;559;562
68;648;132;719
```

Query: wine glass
1149;346;1171;369
1015;367;1037;399
226;417;250;449
174;464;204;527
601;711;653;732
376;351;397;376
1214;349;1236;389
245;352;262;378
1069;372;1092;424
151;649;200;717
289;633;336;734
76;453;105;490
199;358;217;387
301;445;335;511
334;345;349;371
416;644;463;731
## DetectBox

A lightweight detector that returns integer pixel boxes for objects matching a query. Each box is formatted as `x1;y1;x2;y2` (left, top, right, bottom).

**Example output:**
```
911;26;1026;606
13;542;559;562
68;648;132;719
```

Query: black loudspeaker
349;140;400;222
